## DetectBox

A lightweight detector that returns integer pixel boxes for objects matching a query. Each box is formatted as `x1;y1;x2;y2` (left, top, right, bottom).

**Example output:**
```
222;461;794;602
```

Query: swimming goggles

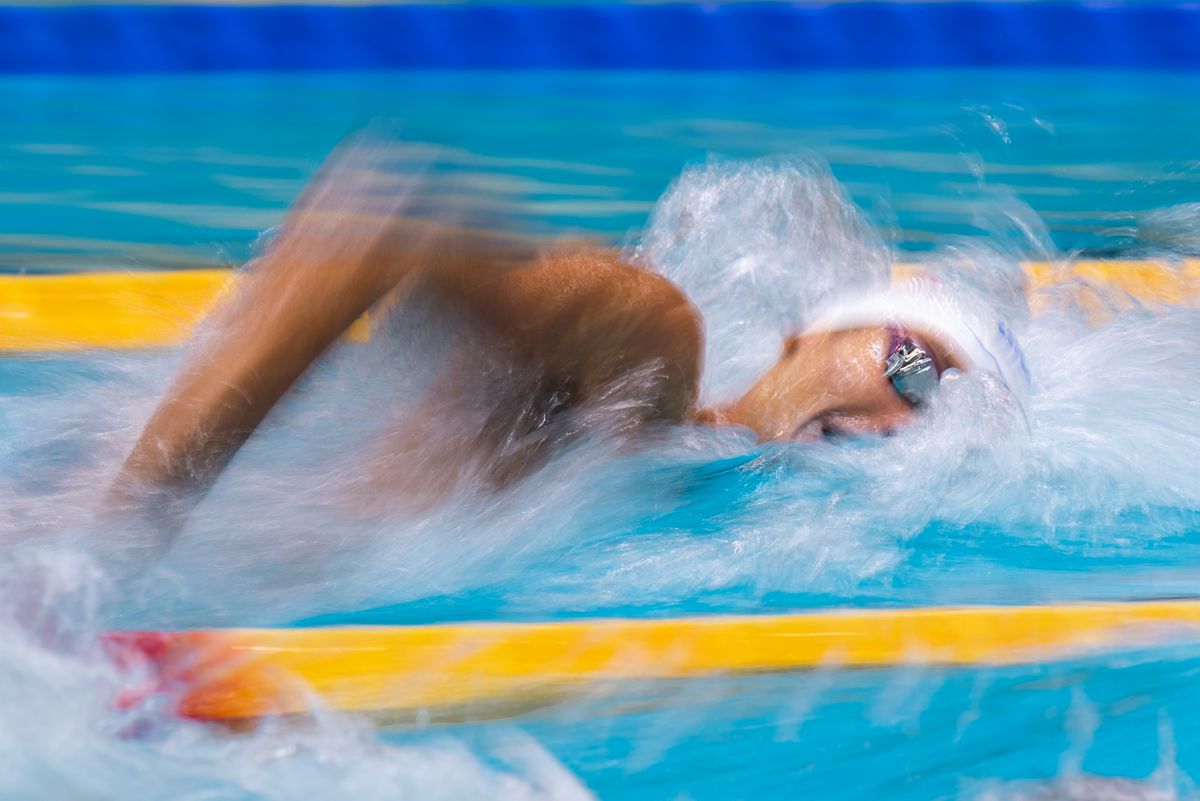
884;325;942;406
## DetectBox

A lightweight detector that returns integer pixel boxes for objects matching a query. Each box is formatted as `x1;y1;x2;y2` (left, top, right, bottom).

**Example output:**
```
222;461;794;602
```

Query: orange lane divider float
2;260;1198;353
102;600;1200;723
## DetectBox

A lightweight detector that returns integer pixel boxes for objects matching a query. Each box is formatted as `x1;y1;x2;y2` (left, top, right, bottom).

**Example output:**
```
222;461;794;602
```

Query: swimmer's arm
109;224;417;510
109;145;536;521
112;207;696;538
344;247;704;511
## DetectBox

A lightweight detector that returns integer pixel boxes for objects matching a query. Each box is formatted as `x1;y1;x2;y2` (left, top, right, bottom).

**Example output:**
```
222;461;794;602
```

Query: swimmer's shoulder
527;240;694;310
462;239;699;357
541;243;703;392
466;240;703;421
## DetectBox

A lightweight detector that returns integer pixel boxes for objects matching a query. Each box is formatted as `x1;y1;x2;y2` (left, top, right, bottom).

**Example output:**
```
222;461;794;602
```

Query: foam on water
634;156;892;401
0;552;594;800
2;154;1200;795
5;156;1200;621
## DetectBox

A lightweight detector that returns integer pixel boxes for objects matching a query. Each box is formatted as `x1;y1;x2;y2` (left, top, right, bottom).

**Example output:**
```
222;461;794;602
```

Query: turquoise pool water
2;70;1199;274
2;68;1200;799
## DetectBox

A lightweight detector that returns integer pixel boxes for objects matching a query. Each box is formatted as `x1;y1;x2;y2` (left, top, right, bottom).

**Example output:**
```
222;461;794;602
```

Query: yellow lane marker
2;260;1198;353
0;268;372;352
0;269;231;352
105;600;1200;721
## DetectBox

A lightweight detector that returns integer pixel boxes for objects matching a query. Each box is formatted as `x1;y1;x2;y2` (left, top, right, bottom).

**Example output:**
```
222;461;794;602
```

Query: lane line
2;260;1197;353
103;599;1200;721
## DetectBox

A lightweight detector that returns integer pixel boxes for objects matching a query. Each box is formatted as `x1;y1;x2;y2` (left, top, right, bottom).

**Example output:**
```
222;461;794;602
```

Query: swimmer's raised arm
107;146;701;539
106;146;523;525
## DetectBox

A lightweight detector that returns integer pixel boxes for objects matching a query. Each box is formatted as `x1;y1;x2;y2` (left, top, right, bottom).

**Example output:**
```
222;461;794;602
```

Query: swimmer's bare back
107;145;702;533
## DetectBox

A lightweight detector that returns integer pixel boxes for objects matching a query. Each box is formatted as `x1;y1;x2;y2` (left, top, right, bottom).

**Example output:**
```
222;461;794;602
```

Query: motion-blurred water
2;70;1200;799
3;70;1200;272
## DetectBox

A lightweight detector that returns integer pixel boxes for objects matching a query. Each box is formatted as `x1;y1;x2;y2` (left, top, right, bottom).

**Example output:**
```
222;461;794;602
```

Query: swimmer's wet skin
107;140;1027;550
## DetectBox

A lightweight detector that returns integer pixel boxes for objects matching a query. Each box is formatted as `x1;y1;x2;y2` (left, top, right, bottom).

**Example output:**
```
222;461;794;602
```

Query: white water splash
3;155;1200;797
0;550;593;801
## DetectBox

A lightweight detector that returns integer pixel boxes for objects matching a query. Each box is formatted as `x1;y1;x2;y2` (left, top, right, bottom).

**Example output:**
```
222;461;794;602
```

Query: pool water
2;70;1200;273
2;68;1200;799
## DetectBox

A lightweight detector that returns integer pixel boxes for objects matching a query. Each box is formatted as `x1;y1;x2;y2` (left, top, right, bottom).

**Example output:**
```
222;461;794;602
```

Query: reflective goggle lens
885;333;939;406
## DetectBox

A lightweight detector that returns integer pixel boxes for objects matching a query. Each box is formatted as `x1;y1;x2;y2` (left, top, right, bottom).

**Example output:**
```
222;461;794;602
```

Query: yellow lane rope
0;267;369;352
3;260;1198;352
106;600;1200;721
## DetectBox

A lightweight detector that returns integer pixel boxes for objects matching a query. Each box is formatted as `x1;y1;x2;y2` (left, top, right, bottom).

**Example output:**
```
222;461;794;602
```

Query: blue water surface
2;69;1199;273
3;67;1200;800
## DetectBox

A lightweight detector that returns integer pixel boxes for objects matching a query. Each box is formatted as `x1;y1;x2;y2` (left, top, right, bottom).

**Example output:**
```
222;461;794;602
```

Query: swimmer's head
714;288;1031;441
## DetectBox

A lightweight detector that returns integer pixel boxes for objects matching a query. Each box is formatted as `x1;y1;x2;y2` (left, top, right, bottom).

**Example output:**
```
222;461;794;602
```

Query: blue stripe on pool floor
1;3;1199;73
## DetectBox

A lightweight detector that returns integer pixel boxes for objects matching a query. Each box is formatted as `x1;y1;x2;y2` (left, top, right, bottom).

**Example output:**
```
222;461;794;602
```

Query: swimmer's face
726;326;931;441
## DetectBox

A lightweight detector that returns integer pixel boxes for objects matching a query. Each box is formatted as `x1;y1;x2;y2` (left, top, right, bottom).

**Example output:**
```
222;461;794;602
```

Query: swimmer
107;142;1029;534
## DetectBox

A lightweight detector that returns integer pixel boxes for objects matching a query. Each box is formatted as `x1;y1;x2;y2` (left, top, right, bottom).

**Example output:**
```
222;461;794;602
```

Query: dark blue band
2;3;1199;74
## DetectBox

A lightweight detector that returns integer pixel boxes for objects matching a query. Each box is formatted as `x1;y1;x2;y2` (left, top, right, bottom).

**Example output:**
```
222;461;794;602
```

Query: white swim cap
802;288;1032;404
